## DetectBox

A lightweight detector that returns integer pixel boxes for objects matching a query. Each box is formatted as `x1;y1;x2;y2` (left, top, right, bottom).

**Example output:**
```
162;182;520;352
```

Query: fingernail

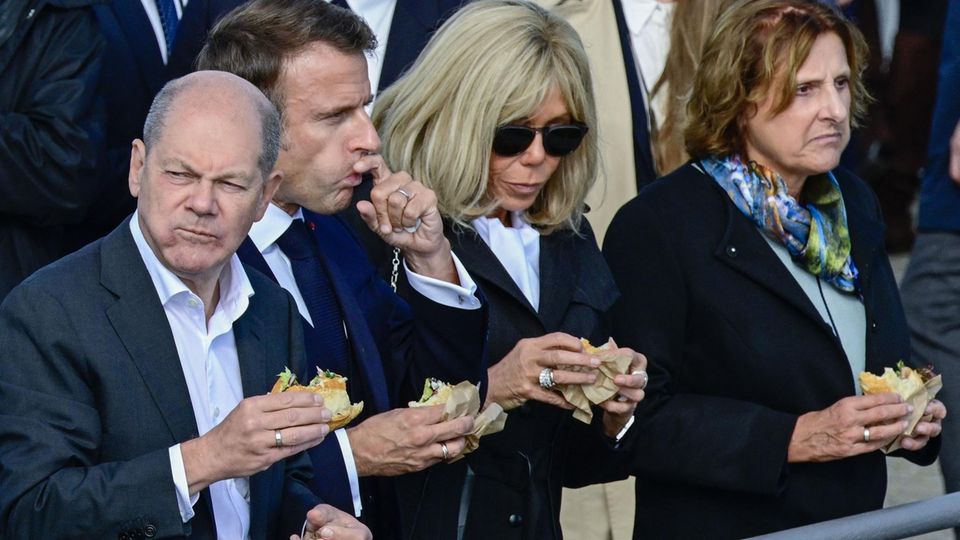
380;224;391;234
320;424;330;437
320;409;332;422
907;405;914;414
393;227;403;233
903;420;910;432
313;394;324;405
590;357;601;367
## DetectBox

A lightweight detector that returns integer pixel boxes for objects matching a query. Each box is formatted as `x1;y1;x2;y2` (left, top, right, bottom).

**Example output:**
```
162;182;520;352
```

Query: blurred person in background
603;1;944;537
900;0;960;531
0;0;104;301
372;1;648;538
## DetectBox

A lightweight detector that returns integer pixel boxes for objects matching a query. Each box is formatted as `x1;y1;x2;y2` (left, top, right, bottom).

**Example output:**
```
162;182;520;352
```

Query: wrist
787;413;813;463
181;437;217;495
404;240;457;283
602;412;628;438
346;426;373;477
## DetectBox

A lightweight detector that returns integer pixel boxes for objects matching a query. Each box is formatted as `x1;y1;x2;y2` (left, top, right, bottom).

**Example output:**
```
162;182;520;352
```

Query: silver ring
632;370;649;390
616;394;628;402
863;427;871;443
275;430;284;448
440;441;450;461
539;367;556;389
403;218;422;234
396;187;413;200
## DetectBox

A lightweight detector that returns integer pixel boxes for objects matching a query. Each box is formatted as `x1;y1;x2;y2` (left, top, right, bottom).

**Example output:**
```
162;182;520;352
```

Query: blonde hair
684;0;871;159
650;0;738;175
373;0;598;233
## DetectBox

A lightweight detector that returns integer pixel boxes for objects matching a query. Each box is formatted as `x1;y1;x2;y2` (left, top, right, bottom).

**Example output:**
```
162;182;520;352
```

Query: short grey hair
142;77;281;178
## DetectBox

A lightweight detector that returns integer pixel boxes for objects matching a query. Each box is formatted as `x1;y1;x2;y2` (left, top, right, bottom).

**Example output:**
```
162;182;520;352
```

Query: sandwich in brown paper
409;378;507;461
556;338;633;424
859;361;943;453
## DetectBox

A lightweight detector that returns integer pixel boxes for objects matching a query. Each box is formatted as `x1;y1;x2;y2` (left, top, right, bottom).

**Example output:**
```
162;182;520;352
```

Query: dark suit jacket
78;0;243;245
0;219;317;539
375;0;465;93
237;211;488;539
602;162;941;539
396;219;632;540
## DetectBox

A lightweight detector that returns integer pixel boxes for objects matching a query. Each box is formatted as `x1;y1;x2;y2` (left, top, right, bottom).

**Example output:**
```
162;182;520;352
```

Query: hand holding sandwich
487;332;601;411
346;405;474;476
180;392;331;496
899;399;946;450
290;503;372;540
597;342;648;437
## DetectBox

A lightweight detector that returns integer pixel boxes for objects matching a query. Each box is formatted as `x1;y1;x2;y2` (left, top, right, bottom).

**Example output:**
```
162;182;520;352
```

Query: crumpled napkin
434;381;507;461
882;374;943;454
557;338;633;424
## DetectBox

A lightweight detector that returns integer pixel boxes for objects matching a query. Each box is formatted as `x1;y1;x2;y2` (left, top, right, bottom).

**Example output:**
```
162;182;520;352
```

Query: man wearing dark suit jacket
197;2;488;538
0;71;370;539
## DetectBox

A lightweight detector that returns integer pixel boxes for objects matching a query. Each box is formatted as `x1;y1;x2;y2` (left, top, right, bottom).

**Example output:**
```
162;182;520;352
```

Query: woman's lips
505;182;544;195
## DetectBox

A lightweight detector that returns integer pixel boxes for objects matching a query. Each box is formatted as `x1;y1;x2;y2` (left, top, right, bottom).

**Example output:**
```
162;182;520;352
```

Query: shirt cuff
168;444;200;523
335;429;363;517
404;253;481;310
614;415;636;446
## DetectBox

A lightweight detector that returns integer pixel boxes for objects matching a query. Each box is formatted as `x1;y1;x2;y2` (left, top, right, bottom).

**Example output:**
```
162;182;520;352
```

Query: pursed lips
177;227;217;241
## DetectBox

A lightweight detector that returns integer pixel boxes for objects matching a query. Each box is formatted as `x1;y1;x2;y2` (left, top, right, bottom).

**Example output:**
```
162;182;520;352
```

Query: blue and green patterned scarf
702;155;859;293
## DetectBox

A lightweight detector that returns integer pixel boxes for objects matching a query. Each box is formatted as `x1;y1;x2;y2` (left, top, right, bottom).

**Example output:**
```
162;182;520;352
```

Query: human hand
950;120;960;183
290;503;372;540
182;392;331;495
347;404;473;476
487;332;601;411
355;154;456;283
788;393;912;463
598;344;648;437
900;399;946;451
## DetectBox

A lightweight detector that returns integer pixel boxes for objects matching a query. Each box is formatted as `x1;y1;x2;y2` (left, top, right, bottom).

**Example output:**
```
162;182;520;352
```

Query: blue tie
275;219;351;377
156;0;180;56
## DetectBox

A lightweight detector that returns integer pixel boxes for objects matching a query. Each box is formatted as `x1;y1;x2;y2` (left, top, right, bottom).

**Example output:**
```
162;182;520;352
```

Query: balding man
0;71;370;540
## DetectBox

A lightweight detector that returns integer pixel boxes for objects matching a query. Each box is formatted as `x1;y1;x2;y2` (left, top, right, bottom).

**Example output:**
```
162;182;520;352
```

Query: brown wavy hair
684;0;871;160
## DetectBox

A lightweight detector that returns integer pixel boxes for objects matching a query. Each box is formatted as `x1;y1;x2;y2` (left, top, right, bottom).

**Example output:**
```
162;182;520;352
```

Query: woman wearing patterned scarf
601;1;946;538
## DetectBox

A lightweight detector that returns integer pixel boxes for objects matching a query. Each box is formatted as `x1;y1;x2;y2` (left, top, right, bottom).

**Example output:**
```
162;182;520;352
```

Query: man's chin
306;189;354;216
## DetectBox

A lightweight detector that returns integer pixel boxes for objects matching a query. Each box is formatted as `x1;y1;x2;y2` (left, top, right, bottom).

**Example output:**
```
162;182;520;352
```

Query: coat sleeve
0;286;185;539
602;197;798;496
0;6;106;226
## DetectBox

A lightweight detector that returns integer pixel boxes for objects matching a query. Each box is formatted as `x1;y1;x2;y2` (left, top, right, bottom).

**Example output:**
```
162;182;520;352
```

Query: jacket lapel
537;232;576;331
101;220;200;445
108;1;167;94
234;301;270;540
449;225;539;318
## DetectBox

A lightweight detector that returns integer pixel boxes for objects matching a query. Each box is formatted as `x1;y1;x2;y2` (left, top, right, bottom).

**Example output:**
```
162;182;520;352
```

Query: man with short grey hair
0;71;370;540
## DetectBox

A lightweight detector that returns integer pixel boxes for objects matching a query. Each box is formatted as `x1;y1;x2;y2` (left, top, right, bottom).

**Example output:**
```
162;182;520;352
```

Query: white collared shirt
471;212;541;311
621;0;675;128
247;203;480;516
130;213;253;540
139;0;189;65
331;0;397;98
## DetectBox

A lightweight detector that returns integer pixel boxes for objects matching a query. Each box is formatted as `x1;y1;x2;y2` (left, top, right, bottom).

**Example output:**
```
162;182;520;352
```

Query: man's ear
255;169;284;220
128;139;147;198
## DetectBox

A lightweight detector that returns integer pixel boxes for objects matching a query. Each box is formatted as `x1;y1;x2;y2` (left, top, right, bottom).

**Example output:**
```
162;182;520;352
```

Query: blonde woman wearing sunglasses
369;1;648;538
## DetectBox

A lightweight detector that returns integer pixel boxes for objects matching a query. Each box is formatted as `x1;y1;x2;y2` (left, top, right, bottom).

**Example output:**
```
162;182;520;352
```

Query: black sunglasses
492;123;589;157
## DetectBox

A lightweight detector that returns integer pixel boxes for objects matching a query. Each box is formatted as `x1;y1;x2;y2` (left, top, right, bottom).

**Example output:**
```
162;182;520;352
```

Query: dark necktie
275;219;351;376
156;0;180;56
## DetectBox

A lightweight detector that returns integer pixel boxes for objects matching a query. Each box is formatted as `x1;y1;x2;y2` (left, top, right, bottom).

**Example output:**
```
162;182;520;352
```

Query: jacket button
870;321;878;331
725;245;738;258
144;524;157;538
508;514;523;527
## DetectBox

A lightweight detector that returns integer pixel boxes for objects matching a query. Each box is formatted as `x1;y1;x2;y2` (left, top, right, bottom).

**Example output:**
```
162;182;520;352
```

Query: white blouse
472;212;542;311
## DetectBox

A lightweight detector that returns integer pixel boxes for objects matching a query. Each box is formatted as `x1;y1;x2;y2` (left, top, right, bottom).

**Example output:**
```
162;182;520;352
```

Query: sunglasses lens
543;125;587;156
493;126;536;156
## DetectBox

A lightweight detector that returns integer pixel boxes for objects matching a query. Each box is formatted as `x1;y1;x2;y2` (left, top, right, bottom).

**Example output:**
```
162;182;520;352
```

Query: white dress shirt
621;0;674;128
130;213;252;540
472;212;541;311
140;0;188;65
247;203;480;516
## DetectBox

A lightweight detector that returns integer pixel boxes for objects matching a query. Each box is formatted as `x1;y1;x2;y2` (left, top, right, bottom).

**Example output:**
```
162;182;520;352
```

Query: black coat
396;220;629;540
602;162;940;539
0;0;105;300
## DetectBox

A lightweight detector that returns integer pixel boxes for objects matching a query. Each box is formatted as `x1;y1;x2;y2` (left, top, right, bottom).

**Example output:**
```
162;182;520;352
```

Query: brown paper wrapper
881;374;943;454
557;338;633;424
433;381;507;462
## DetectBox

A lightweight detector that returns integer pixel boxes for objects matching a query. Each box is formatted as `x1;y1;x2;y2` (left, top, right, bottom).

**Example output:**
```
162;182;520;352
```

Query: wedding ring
863;427;871;443
539;367;556;389
396;187;413;200
275;430;284;448
632;370;649;390
616;394;628;402
440;441;450;461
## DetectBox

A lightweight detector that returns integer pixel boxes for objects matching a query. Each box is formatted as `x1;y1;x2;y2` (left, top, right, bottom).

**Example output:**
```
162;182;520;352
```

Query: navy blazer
0;218;317;539
375;0;464;93
603;162;941;539
237;211;488;539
